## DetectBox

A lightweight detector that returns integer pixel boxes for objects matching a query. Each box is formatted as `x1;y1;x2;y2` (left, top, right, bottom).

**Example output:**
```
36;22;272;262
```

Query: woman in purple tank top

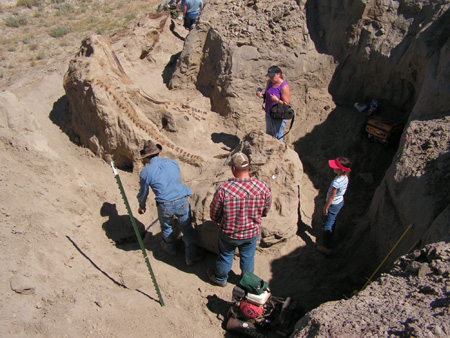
256;65;291;142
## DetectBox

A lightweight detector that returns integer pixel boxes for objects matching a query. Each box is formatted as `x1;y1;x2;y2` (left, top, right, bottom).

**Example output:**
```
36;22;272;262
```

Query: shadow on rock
163;51;181;86
49;95;77;142
100;202;146;250
211;132;240;151
269;242;361;313
297;218;316;246
169;19;185;41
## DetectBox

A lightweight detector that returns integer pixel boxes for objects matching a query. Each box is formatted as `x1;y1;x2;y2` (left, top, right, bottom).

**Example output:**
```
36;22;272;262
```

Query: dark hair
142;153;158;162
338;157;351;176
338;157;351;167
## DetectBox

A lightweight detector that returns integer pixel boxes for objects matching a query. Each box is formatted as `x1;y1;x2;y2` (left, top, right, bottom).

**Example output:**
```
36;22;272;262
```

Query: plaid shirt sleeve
261;184;272;217
210;186;224;223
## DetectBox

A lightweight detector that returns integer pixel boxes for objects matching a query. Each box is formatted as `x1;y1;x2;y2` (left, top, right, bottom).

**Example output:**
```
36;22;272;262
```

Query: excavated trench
273;104;406;312
33;2;448;336
260;0;429;313
61;0;446;324
185;13;414;316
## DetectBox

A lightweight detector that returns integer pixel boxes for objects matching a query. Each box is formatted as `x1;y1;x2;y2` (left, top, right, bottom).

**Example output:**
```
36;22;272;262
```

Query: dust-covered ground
1;1;448;337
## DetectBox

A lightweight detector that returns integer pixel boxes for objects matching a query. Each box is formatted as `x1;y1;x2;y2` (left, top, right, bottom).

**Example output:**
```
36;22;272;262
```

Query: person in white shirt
317;157;352;256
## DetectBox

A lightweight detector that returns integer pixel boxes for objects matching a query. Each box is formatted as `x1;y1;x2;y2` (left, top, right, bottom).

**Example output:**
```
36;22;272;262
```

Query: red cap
328;158;351;172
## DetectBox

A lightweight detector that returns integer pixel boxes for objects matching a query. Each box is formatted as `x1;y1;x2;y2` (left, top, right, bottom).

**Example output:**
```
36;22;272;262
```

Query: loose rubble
292;240;450;337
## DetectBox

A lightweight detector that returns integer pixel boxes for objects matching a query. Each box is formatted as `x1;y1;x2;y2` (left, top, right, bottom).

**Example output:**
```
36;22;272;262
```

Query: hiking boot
160;241;176;256
207;269;227;287
186;250;205;267
317;245;333;256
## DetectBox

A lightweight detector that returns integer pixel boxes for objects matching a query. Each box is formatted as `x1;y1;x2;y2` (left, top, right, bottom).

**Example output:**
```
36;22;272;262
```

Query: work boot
160;240;176;256
317;231;333;256
186;248;205;267
207;269;227;287
316;245;333;256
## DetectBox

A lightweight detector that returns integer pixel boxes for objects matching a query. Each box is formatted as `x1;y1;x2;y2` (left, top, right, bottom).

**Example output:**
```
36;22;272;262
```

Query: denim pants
214;230;259;284
266;114;287;142
323;201;344;232
157;197;196;260
183;12;198;30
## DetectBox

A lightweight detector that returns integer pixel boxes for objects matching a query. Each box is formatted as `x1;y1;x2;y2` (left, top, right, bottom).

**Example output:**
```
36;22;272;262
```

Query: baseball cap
229;152;249;170
266;65;281;77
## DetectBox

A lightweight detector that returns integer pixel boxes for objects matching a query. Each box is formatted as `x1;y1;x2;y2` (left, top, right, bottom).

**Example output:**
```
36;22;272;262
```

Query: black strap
276;114;295;140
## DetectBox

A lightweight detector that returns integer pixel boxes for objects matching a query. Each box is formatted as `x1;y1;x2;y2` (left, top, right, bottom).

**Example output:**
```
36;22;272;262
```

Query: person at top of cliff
183;0;203;30
256;65;291;142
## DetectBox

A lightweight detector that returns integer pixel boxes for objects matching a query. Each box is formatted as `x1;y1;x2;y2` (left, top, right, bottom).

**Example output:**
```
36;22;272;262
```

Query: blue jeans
266;114;287;142
214;230;259;284
323;201;344;232
183;12;198;30
157;197;196;260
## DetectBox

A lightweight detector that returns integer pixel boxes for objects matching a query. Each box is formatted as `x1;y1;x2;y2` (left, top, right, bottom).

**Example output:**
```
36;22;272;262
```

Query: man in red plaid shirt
207;152;272;287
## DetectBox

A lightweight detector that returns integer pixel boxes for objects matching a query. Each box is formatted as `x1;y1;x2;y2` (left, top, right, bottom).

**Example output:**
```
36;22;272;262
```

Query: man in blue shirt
137;140;203;266
183;0;203;30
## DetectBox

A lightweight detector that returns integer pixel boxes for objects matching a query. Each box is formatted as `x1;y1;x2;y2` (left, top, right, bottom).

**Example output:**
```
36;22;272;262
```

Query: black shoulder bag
270;103;294;120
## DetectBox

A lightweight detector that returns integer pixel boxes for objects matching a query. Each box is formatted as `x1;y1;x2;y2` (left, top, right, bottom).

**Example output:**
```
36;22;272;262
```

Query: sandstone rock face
63;23;205;170
169;0;336;139
311;0;450;109
306;0;450;262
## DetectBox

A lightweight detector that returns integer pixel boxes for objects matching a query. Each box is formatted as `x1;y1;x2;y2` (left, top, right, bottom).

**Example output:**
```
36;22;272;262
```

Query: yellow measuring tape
357;223;413;294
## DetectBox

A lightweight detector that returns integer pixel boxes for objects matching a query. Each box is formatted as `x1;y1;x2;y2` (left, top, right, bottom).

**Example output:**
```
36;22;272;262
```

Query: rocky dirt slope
293;240;450;337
